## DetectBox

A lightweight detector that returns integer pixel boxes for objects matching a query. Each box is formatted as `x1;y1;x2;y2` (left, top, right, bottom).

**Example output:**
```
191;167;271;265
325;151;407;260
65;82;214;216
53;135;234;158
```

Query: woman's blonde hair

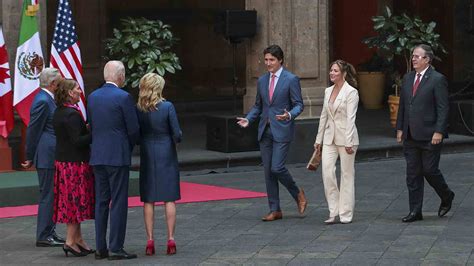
55;79;78;106
137;73;165;112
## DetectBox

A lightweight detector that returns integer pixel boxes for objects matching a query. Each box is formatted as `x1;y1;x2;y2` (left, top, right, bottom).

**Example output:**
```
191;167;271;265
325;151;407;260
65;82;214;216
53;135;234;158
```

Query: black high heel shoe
63;244;87;257
77;243;95;254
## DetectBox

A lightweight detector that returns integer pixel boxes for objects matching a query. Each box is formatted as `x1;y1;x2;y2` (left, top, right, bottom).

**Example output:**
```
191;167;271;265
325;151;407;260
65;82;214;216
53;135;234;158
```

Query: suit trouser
259;125;300;212
93;165;130;252
321;144;357;222
403;139;452;214
36;168;56;241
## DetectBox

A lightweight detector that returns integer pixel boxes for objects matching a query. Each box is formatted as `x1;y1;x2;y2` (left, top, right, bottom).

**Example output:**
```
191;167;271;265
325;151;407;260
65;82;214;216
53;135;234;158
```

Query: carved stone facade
2;0;327;119
3;0;471;120
244;0;329;119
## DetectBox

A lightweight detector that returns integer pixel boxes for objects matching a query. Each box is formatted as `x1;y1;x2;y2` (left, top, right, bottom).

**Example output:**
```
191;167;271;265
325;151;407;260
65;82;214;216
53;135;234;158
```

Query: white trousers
321;144;357;223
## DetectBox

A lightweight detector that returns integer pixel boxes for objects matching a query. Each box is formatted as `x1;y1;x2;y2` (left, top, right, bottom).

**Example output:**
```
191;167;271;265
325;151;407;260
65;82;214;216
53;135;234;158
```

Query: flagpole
13;0;44;170
0;26;14;171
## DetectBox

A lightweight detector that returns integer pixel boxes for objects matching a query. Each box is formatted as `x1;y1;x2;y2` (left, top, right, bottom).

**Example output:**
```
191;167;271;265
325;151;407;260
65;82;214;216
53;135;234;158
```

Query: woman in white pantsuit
314;60;359;224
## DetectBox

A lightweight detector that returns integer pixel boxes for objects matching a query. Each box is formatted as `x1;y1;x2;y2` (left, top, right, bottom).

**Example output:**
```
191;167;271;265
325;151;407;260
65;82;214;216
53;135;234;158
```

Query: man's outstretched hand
236;117;249;128
21;160;32;169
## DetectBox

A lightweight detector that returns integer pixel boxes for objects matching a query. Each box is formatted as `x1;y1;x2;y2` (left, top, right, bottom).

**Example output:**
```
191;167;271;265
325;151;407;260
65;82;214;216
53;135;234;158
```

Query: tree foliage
363;6;447;75
104;17;182;88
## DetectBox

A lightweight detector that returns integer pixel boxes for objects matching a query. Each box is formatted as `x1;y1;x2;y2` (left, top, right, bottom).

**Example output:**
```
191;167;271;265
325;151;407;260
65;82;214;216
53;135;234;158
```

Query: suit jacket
53;106;91;162
138;101;182;144
87;83;139;166
315;81;359;147
396;66;449;141
26;89;56;169
246;68;304;142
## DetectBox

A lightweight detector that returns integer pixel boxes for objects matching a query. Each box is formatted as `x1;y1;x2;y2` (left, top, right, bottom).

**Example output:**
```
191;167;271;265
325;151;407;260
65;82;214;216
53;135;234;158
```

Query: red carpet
0;182;266;219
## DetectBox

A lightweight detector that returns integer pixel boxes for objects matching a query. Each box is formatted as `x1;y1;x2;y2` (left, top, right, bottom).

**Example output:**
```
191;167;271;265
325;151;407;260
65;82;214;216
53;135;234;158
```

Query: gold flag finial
26;4;39;16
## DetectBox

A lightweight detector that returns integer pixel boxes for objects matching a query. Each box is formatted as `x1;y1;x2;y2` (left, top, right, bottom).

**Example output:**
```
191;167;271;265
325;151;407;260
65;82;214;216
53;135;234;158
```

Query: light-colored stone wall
244;0;329;119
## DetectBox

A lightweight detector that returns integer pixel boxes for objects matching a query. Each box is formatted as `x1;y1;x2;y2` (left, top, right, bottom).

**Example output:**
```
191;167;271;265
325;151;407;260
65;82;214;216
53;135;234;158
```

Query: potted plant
363;7;447;127
104;17;182;92
357;53;390;109
387;73;402;127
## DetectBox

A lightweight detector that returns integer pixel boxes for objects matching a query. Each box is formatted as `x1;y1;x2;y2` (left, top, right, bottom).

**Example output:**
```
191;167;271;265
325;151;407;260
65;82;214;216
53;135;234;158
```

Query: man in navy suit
22;68;65;247
396;44;455;223
237;45;307;221
88;61;139;260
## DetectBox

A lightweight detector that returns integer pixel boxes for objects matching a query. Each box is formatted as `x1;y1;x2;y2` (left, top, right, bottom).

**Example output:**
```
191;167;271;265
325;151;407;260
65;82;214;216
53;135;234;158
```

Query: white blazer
315;81;359;147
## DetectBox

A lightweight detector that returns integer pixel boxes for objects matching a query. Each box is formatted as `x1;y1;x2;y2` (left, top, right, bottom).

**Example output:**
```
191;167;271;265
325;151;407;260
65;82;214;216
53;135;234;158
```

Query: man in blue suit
22;68;65;247
88;61;139;260
237;45;307;221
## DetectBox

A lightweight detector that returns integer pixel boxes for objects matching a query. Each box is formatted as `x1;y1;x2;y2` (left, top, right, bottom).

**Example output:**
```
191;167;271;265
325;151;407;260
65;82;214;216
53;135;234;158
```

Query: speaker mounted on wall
215;10;257;43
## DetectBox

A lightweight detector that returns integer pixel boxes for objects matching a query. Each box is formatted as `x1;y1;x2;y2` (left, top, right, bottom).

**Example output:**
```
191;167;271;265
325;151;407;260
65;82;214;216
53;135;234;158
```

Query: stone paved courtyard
0;152;473;265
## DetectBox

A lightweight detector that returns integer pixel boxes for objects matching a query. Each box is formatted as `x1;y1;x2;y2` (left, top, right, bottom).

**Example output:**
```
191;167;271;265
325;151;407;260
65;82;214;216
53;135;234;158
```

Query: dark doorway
106;0;247;106
331;0;379;68
47;0;248;110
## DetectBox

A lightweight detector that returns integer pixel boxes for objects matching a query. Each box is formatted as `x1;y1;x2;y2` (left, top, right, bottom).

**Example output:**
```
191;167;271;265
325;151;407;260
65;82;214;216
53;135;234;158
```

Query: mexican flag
13;0;44;126
0;26;14;138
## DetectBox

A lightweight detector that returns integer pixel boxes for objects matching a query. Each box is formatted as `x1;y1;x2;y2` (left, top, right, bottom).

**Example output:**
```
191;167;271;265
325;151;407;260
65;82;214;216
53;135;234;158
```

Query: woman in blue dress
137;73;182;256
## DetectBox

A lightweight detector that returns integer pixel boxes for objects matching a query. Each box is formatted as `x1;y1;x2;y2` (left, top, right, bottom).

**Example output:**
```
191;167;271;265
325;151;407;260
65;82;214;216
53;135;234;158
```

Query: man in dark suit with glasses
396;44;455;223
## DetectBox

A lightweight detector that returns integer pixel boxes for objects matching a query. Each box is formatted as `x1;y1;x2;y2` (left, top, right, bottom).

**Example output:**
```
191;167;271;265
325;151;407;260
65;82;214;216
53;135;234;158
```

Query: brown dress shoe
297;188;308;215
261;211;283;221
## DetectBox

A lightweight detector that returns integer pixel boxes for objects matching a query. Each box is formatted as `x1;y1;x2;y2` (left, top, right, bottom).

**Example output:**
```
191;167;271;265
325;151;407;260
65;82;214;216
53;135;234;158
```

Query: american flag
50;0;86;119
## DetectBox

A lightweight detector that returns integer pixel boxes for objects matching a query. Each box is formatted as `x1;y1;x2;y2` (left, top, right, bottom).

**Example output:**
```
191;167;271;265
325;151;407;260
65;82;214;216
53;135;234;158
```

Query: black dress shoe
402;212;423;223
51;233;65;243
36;236;64;247
438;191;455;217
108;248;137;260
95;249;109;260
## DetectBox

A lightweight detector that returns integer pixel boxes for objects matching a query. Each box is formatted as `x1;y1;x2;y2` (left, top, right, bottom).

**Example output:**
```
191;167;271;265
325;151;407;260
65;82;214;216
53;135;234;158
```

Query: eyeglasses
411;55;427;59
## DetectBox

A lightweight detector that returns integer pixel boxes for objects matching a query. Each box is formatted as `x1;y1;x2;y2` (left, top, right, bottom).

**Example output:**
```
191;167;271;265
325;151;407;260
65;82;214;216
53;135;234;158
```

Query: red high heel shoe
145;240;155;256
166;240;176;255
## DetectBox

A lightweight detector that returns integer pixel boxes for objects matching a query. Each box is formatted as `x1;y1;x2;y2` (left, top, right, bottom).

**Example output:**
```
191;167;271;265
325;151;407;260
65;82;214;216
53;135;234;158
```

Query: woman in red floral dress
52;79;94;257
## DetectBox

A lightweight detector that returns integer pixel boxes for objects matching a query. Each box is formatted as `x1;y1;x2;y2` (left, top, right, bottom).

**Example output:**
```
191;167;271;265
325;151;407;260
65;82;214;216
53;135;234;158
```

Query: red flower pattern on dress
53;161;95;224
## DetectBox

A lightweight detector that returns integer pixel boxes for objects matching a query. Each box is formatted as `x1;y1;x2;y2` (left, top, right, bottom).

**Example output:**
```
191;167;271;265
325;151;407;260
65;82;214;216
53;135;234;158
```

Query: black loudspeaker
449;100;474;136
215;10;257;40
206;115;259;153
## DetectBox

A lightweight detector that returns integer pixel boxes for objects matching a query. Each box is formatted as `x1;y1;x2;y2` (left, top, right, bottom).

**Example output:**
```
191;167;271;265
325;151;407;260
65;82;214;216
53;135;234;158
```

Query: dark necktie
412;73;422;96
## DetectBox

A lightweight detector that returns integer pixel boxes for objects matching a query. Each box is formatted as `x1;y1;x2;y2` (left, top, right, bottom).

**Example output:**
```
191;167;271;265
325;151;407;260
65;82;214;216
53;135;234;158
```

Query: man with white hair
88;60;139;260
22;67;65;247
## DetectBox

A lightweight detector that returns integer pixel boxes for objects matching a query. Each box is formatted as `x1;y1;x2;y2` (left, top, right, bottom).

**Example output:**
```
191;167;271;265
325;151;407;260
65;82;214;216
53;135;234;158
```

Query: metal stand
231;42;238;114
229;38;242;114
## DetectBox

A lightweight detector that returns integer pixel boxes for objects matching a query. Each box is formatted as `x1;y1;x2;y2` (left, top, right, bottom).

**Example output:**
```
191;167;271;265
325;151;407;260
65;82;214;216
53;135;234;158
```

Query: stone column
244;0;329;119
